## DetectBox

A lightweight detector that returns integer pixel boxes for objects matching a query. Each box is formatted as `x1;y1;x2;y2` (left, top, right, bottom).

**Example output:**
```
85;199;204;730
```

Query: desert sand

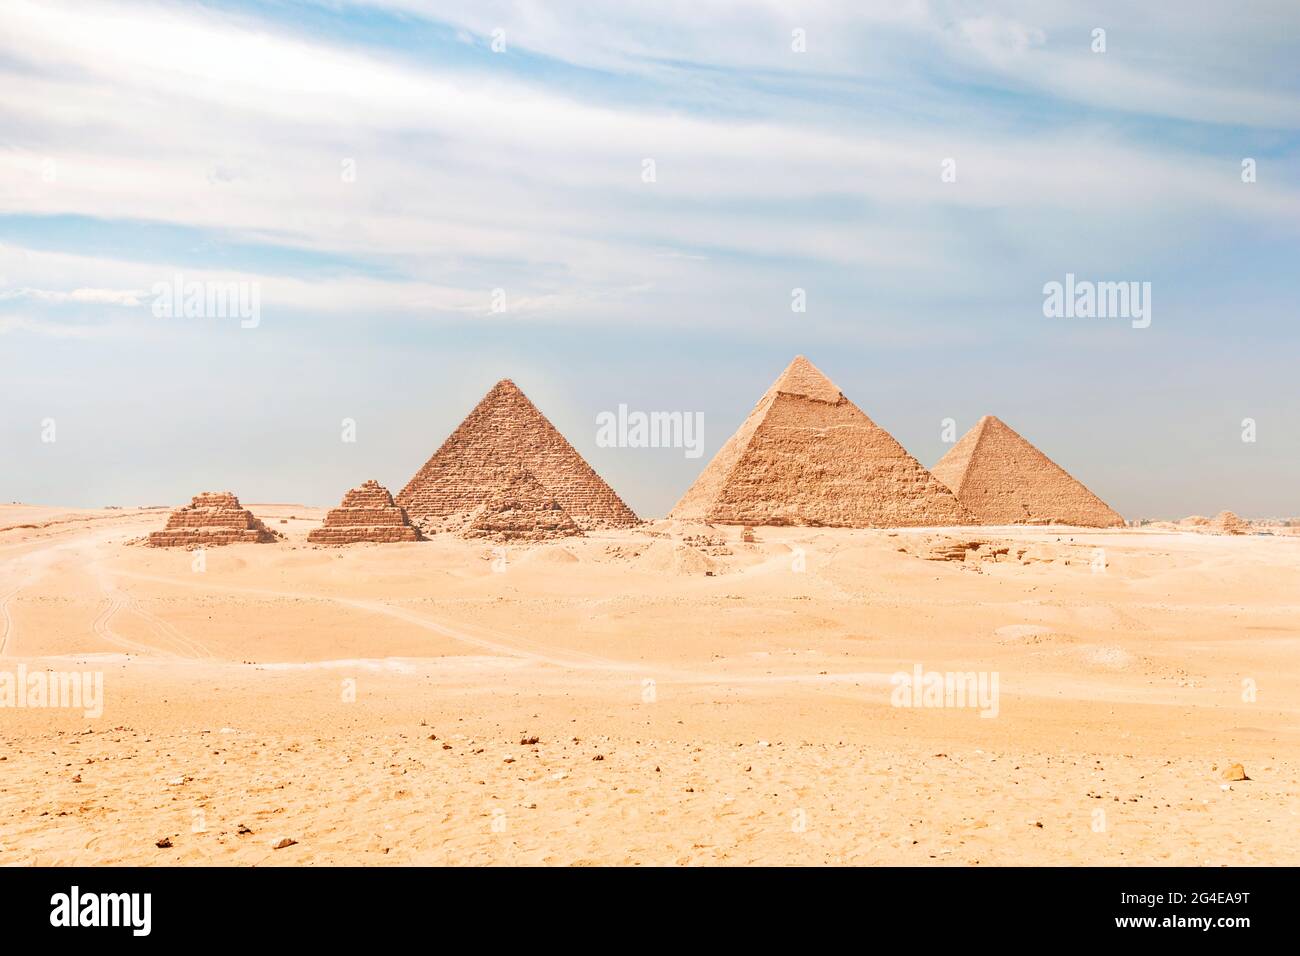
2;503;1298;866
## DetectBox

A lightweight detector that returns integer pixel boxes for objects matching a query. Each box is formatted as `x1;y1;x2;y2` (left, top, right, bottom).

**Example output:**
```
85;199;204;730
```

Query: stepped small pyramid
396;379;638;534
307;480;421;544
464;468;583;542
670;356;972;527
148;491;278;547
1209;510;1248;535
931;416;1124;527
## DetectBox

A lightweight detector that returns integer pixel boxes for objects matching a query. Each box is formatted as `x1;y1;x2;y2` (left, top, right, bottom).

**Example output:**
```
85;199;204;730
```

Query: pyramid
307;480;422;544
1209;510;1248;535
148;491;279;547
931;416;1124;527
670;356;973;527
463;468;583;542
396;379;638;533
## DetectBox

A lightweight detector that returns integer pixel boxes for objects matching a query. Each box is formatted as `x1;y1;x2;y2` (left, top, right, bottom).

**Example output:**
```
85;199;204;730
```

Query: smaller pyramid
1209;511;1249;535
931;416;1123;527
463;468;583;542
148;492;279;547
308;480;422;545
398;379;638;531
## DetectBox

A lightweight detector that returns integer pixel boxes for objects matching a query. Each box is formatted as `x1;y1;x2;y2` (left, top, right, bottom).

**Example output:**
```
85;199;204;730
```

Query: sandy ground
1;504;1298;866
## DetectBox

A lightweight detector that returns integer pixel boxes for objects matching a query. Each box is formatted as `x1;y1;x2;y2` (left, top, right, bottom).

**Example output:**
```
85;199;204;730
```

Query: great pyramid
463;468;583;542
931;416;1124;527
396;379;638;534
307;480;422;544
148;491;279;547
670;356;973;527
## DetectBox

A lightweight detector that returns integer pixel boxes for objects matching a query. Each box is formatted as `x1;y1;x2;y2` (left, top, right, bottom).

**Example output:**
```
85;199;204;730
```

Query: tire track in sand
0;583;19;656
107;568;894;689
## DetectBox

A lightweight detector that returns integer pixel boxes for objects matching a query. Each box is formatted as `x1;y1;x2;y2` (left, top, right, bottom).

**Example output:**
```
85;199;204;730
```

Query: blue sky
2;0;1298;518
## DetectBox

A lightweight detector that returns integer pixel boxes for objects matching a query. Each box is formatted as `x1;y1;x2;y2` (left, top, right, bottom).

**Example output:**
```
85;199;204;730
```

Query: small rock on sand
272;837;298;849
1222;763;1249;782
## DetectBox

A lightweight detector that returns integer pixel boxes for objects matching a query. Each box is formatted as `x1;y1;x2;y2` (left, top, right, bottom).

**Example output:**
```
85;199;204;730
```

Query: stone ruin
148;491;279;547
1209;511;1249;535
462;468;583;542
397;378;638;537
307;480;422;545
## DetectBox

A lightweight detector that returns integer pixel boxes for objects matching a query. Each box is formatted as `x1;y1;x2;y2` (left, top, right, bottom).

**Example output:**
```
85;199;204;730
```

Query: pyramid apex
770;355;842;403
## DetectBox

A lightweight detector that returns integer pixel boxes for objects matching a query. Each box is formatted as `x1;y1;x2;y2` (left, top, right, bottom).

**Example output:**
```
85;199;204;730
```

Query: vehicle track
107;568;891;689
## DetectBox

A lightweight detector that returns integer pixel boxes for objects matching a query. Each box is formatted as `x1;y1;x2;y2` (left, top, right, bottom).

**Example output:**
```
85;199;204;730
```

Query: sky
2;0;1298;519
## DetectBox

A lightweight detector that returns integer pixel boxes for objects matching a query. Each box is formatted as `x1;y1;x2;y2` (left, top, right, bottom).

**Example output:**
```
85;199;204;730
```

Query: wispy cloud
0;286;146;306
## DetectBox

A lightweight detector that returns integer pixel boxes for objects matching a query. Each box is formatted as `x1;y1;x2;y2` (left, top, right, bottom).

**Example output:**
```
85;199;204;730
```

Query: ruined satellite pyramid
464;468;583;542
396;379;638;534
931;416;1124;527
1208;510;1249;535
307;480;421;544
670;356;973;527
148;491;279;547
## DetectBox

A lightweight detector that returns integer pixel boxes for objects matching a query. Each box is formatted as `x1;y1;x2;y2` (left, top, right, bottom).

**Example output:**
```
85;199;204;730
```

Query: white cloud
0;0;1296;337
0;286;146;306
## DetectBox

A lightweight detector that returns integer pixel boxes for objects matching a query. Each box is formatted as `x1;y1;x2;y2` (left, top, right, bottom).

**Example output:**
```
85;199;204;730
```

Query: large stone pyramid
148;491;279;547
396;379;638;533
307;480;422;544
931;416;1124;527
670;356;973;527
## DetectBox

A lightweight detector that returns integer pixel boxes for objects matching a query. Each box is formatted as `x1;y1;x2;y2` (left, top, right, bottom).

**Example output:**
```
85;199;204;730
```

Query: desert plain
1;503;1298;866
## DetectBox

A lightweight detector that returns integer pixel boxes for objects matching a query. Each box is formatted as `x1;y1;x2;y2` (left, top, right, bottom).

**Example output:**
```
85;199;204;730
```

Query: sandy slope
1;505;1297;866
